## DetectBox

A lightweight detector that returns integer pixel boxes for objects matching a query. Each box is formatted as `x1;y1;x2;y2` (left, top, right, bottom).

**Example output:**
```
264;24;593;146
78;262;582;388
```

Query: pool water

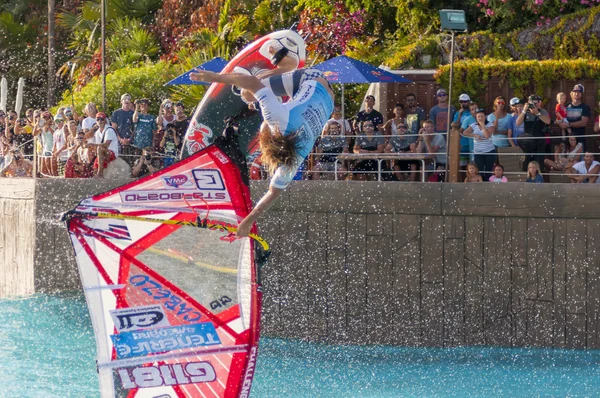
1;294;599;397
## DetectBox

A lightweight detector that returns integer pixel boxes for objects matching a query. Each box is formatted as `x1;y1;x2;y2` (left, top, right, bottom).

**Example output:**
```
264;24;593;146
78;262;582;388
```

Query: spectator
82;103;98;136
0;110;5;135
314;120;348;180
515;94;551;171
526;161;544;183
52;115;69;176
133;98;157;153
384;115;418;181
0;124;14;169
94;112;119;178
416;119;447;181
351;120;385;181
454;94;473;168
13;117;33;156
132;147;161;178
405;93;426;142
160;124;181;167
171;101;190;152
64;131;93;178
508;97;525;147
34;111;56;176
489;164;508;182
488;96;512;149
464;162;483;182
564;84;590;147
64;107;78;123
0;148;33;177
428;88;456;136
111;93;135;166
157;99;176;129
353;95;384;133
462;108;496;181
383;104;408;147
566;152;600;183
555;92;572;139
544;136;582;172
460;101;479;162
324;104;352;144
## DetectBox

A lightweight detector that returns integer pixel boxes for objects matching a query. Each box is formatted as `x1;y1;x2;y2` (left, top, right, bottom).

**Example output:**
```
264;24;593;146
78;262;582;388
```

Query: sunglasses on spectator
437;93;448;97
459;100;470;103
96;117;105;121
496;101;506;105
174;102;183;107
398;125;407;128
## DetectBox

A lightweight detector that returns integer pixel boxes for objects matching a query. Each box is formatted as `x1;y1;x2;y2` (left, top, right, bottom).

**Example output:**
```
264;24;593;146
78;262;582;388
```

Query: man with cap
508;97;525;147
94;112;119;178
453;93;473;168
111;93;135;167
429;88;456;136
564;84;590;147
515;94;551;171
353;94;384;134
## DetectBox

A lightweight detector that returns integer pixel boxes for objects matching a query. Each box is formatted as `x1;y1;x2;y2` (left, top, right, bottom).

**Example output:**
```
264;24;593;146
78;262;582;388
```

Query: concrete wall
2;179;600;348
0;178;132;295
254;181;600;348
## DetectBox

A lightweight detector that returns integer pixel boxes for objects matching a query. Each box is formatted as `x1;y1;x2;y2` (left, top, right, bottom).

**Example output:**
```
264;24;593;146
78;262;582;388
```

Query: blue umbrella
165;57;228;86
313;55;412;118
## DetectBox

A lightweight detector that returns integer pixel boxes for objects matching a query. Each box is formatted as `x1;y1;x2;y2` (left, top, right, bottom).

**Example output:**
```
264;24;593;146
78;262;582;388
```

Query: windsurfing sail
64;141;268;398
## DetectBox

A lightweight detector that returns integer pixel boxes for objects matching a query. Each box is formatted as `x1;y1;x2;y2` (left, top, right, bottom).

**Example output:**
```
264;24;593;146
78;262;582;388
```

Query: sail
64;143;266;398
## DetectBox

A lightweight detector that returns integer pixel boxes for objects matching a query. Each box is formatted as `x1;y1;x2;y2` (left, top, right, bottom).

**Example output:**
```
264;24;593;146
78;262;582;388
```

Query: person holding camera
132;147;160;178
515;94;551;171
159;124;180;167
1;148;33;177
157;99;176;129
132;98;157;153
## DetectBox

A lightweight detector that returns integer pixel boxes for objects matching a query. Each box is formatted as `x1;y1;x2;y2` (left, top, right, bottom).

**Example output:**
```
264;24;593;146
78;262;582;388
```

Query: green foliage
435;59;600;108
107;18;160;70
57;61;176;115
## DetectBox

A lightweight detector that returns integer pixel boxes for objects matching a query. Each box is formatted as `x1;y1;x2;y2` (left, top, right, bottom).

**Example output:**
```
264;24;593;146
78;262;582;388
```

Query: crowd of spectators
0;93;190;179
302;83;600;183
1;84;599;184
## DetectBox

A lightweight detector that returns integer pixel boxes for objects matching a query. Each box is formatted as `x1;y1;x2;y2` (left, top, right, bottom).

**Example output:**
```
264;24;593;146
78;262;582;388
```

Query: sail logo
118;361;216;389
111;322;221;359
239;346;258;398
110;305;171;332
192;169;226;191
163;175;193;188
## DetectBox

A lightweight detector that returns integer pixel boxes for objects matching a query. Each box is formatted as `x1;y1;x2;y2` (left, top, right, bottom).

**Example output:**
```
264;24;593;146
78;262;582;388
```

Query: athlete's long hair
259;122;298;175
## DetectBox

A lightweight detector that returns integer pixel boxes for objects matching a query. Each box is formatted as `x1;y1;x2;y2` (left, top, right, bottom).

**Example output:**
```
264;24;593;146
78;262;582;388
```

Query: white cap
458;93;470;101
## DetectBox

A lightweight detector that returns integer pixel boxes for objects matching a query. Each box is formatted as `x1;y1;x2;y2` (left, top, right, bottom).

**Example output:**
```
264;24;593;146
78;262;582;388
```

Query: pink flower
486;8;494;15
537;21;542;26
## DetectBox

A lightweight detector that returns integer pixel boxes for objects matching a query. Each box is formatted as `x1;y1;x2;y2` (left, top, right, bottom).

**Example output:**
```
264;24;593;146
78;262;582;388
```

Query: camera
528;102;536;108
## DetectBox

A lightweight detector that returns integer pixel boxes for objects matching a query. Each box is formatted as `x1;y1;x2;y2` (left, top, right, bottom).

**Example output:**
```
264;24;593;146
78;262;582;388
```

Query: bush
435;58;600;107
57;61;176;115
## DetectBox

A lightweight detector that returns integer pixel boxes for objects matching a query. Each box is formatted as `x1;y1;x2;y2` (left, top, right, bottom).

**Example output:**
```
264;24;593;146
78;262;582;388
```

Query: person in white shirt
93;112;119;178
566;152;600;183
52;115;69;176
81;103;98;133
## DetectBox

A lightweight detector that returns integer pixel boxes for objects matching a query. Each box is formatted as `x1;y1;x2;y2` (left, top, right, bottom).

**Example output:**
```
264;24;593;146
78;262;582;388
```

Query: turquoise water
1;294;599;398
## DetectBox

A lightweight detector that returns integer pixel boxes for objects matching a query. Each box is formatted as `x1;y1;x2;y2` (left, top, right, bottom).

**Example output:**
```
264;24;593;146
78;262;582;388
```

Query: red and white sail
65;145;262;398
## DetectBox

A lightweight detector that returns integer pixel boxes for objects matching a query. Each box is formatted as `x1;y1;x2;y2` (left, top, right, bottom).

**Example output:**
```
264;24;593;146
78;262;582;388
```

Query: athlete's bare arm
191;71;266;95
236;186;284;237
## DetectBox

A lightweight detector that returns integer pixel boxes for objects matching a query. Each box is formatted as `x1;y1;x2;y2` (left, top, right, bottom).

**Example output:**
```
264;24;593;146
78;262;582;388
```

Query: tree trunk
47;0;56;108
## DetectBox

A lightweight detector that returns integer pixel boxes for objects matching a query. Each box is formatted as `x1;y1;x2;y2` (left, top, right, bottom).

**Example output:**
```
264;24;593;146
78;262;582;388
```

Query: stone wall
255;181;600;348
1;179;599;348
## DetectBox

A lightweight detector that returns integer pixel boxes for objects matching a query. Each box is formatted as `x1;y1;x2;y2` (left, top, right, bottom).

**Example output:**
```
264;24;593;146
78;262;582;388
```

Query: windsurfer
190;68;334;237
